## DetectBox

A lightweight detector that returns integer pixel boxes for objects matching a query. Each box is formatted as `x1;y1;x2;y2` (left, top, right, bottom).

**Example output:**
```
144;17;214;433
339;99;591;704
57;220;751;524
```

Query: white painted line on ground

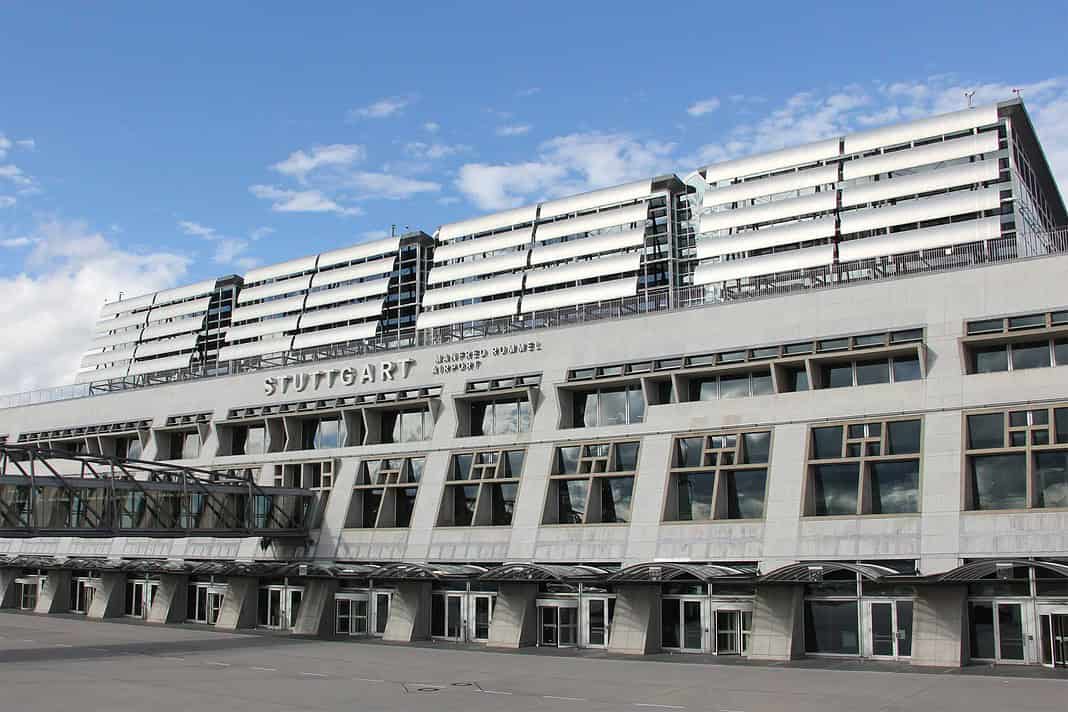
206;661;231;667
544;695;588;702
635;705;686;710
54;643;73;648
20;639;35;643
161;656;185;662
353;677;385;683
300;672;328;677
251;666;277;672
480;690;513;695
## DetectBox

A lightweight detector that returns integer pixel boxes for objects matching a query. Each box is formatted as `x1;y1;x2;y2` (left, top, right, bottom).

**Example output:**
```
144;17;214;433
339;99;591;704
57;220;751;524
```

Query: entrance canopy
478;563;608;583
607;562;756;584
938;559;1068;582
759;561;906;583
371;562;487;581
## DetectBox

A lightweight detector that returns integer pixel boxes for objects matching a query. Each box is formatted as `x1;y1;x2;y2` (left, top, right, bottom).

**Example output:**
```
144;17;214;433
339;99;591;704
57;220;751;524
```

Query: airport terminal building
1;99;1067;669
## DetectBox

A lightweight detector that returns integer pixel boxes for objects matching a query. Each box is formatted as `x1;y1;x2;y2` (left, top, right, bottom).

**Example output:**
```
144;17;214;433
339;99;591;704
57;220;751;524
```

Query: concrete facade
86;572;126;619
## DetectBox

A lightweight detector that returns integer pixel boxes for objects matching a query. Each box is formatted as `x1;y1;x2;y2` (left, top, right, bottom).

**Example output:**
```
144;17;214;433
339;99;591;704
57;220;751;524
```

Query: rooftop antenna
390;224;396;237
1012;88;1022;100
964;90;976;108
117;291;125;301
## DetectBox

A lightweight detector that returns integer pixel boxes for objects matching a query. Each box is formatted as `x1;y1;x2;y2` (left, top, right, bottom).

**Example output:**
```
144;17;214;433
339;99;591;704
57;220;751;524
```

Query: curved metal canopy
372;562;487;581
938;559;1068;582
759;561;904;583
607;562;756;584
478;562;608;583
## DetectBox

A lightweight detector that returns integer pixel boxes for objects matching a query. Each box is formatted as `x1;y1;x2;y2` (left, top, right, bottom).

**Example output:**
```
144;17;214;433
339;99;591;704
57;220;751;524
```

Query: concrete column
382;581;430;642
607;584;661;655
486;583;538;648
292;579;339;638
748;584;805;661
215;576;259;630
34;570;72;614
147;575;189;624
910;584;966;667
87;573;127;619
0;569;18;608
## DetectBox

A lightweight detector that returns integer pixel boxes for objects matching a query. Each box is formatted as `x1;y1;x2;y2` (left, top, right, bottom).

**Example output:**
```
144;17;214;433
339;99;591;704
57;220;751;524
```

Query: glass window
742;431;771;464
886;420;922;454
307;418;340;450
892;356;921;382
503;450;524;476
969;603;996;659
810;463;859;515
235;425;266;455
626;386;645;424
721;469;767;519
613;442;640;471
557;446;580;474
557;480;589;524
719;374;750;399
487;482;518;525
600;477;634;523
1011;341;1051;370
825;364;853;388
804;601;859;655
855;359;890;386
677;437;703;467
967;413;1004;449
1056;408;1068;444
785;366;809;392
675;472;714;521
1034;452;1068;508
599;389;629;426
811;426;843;459
868;461;920;514
1054;339;1068;366
752;372;774;395
970;454;1027;510
971;345;1008;373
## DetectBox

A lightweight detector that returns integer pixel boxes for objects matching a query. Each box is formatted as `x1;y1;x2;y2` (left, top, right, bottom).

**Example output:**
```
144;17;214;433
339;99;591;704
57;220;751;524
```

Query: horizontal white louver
696;217;837;259
226;315;300;342
94;311;150;335
237;274;312;304
844;104;999;154
703;165;839;209
231;294;307;324
422;273;524;307
841;132;999;181
305;279;390;308
525;252;640;289
80;349;133;368
535;203;648;242
317;236;400;269
538;180;653;220
699;192;837;234
75;364;129;383
427;251;529;284
133;333;199;359
521;276;637;312
292;322;379;350
98;292;155;319
528;227;645;266
838;187;1001;234
218;335;294;361
152;279;216;305
142;316;206;341
298;299;385;328
433;227;533;262
838;217;1003;261
840;160;1000;208
147;296;211;323
693;244;835;285
702;139;841;185
91;329;143;350
127;353;193;376
438;205;538;242
416;297;520;330
311;256;395;288
244;255;318;284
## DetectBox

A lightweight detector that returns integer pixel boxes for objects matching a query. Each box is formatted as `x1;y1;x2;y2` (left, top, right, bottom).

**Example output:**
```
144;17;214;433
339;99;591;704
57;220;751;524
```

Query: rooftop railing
1;227;1065;411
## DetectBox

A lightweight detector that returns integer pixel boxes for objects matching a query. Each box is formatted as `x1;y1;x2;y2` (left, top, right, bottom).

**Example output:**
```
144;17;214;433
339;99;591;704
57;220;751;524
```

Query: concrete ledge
383;582;430;642
608;584;661;655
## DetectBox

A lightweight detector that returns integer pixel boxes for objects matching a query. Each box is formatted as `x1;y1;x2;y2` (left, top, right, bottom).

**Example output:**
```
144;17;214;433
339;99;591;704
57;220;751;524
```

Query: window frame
662;428;772;523
345;455;426;529
542;438;641;525
436;448;525;527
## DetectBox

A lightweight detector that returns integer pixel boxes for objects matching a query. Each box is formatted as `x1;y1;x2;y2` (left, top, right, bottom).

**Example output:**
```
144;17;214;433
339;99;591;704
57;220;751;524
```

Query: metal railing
1;227;1065;411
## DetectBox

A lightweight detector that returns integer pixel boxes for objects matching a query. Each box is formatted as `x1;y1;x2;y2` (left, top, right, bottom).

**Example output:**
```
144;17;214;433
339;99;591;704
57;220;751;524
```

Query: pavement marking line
480;690;513;695
20;639;35;643
634;705;686;710
251;667;277;672
300;672;328;677
54;643;73;648
353;677;385;683
206;661;231;667
161;657;185;662
544;696;588;702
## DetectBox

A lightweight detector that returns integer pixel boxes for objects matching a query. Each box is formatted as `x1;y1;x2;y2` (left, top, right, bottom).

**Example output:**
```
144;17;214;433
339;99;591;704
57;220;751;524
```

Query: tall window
301;416;341;450
232;425;266;455
543;440;639;524
114;435;142;460
687;371;773;401
965;405;1068;510
572;386;644;428
169;430;201;460
470;397;532;436
820;355;921;388
345;456;425;528
805;418;922;516
437;449;524;526
382;408;432;443
664;430;770;521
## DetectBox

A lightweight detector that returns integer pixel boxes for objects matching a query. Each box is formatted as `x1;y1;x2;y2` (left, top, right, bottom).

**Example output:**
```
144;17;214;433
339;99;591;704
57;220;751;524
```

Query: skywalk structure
2;99;1068;668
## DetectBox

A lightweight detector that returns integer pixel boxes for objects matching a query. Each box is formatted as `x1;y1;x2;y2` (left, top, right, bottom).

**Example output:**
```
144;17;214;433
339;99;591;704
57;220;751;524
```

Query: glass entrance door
969;601;1028;663
336;595;369;636
661;598;706;652
715;610;741;654
538;602;579;647
1038;611;1068;668
125;579;158;619
583;597;612;648
470;594;493;642
259;585;303;630
432;592;466;641
865;600;913;659
70;578;96;614
373;591;391;636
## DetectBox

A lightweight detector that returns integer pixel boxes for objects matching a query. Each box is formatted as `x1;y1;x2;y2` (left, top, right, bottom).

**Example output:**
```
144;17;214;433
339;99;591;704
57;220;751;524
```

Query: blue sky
1;1;1066;391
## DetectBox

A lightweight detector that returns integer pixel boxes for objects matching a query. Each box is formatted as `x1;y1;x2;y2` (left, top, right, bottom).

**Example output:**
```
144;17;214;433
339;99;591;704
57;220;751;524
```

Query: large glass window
688;370;774;401
470;397;532;436
821;355;920;388
168;430;201;460
544;440;639;524
301;416;341;450
345;456;425;528
965;405;1068;511
232;424;266;455
805;418;922;516
664;430;770;522
966;335;1066;375
804;600;860;655
437;449;524;527
383;408;432;443
571;386;644;428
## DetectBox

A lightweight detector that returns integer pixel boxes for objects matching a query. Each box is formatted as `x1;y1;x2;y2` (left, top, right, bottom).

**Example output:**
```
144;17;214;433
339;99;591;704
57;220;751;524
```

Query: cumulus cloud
686;97;721;116
349;95;415;119
1;236;31;247
0;219;189;392
423;122;440;133
249;185;363;216
177;220;268;270
0;196;15;209
456;162;568;211
0;163;32;188
343;172;441;199
404;142;470;160
496;124;532;137
272;144;366;183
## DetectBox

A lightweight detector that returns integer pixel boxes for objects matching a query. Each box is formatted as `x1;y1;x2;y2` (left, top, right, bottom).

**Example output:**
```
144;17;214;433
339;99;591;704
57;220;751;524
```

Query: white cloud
0;136;9;159
271;143;366;183
177;220;217;239
344;172;441;200
15;139;35;150
0;163;32;188
496;124;532;137
178;220;274;270
456;162;568;211
686;97;721;116
249;184;363;216
349;95;414;119
0;219;189;392
404;142;470;160
362;229;390;240
423;122;440;133
1;236;31;247
0;196;15;209
517;87;541;97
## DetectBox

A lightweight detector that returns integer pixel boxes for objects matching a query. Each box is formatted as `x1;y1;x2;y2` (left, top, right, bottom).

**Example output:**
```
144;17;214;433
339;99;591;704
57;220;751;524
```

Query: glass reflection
810;463;859;515
970;454;1026;510
868;460;919;513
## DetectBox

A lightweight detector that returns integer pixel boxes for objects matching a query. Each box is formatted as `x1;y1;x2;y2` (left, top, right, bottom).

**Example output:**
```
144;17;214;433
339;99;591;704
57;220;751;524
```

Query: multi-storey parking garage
0;98;1067;669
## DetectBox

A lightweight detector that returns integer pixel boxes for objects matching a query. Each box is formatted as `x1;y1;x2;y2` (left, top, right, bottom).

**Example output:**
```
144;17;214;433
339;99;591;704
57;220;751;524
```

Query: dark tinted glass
674;472;714;521
892;356;922;382
1034;452;1068;508
600;477;634;523
721;469;767;519
971;345;1008;373
970;454;1027;510
825;364;854;388
810;463;859;515
967;413;1004;449
855;359;890;386
811;426;843;459
804;601;859;654
742;432;771;464
887;420;922;454
614;442;640;471
1011;341;1050;370
869;460;920;514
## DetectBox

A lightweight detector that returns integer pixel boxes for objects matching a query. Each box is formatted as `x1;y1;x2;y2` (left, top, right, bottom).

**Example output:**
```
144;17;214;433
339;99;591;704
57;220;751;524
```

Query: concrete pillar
486;583;538;648
0;569;18;608
147;575;189;624
382;581;431;642
215;576;259;630
608;584;661;655
910;584;966;667
748;584;805;661
87;572;127;619
292;579;339;638
34;570;72;614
